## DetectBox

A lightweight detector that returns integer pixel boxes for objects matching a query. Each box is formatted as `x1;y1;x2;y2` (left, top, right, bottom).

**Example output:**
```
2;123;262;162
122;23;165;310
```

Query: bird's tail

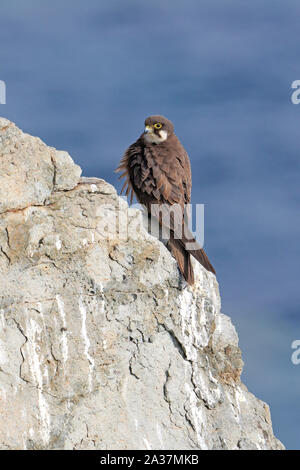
148;204;216;283
167;235;195;285
178;223;216;277
167;231;216;285
185;238;216;276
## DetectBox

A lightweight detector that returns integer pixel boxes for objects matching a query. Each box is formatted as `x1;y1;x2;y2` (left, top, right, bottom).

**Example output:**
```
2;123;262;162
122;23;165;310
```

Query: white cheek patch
159;130;168;141
144;129;168;144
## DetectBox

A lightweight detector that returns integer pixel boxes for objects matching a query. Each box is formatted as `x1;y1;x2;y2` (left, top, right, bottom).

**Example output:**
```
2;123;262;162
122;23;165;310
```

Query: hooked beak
144;125;152;134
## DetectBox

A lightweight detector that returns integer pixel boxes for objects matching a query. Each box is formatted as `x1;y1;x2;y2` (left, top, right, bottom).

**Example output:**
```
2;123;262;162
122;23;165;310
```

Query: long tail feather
167;236;195;285
149;204;216;275
179;231;216;275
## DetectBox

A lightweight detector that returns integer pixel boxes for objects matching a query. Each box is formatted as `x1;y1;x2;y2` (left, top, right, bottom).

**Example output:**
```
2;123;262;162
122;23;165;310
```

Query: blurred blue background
1;0;299;449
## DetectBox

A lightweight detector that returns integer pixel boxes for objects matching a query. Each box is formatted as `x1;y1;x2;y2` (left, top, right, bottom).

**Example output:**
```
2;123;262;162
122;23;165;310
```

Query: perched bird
116;115;215;285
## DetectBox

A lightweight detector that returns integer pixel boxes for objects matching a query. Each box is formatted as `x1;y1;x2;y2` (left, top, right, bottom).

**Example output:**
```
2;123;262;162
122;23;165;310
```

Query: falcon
116;115;215;285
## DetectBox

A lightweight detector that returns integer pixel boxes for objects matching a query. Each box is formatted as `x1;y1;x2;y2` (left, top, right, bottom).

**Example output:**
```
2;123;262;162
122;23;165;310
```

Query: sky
0;0;299;449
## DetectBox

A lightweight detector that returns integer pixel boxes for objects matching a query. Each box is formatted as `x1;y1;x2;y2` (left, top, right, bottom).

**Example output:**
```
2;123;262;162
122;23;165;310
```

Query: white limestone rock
0;118;81;214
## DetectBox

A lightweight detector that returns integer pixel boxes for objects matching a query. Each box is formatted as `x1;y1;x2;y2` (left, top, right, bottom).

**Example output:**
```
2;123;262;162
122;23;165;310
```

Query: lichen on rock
0;118;284;450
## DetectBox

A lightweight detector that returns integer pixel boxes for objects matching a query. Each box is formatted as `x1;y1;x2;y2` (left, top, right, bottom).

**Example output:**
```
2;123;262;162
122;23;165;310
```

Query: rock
51;150;82;191
0;118;284;450
0;118;81;214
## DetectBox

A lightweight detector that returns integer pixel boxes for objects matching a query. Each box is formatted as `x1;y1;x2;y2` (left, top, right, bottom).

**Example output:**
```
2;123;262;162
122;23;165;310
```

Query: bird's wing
116;135;191;206
116;135;192;225
115;139;144;204
142;136;191;207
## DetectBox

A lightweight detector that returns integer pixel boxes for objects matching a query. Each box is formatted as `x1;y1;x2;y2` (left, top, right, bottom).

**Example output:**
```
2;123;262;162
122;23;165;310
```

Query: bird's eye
154;123;162;129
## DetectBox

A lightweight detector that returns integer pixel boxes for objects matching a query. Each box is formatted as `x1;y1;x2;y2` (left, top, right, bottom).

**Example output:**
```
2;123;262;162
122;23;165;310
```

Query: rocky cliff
0;117;283;450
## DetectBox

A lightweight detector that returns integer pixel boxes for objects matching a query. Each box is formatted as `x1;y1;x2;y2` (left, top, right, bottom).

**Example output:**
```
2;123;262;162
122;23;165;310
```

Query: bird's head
143;115;174;144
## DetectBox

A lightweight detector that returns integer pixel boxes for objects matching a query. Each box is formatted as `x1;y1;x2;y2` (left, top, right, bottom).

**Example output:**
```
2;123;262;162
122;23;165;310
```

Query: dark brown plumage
115;115;215;285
